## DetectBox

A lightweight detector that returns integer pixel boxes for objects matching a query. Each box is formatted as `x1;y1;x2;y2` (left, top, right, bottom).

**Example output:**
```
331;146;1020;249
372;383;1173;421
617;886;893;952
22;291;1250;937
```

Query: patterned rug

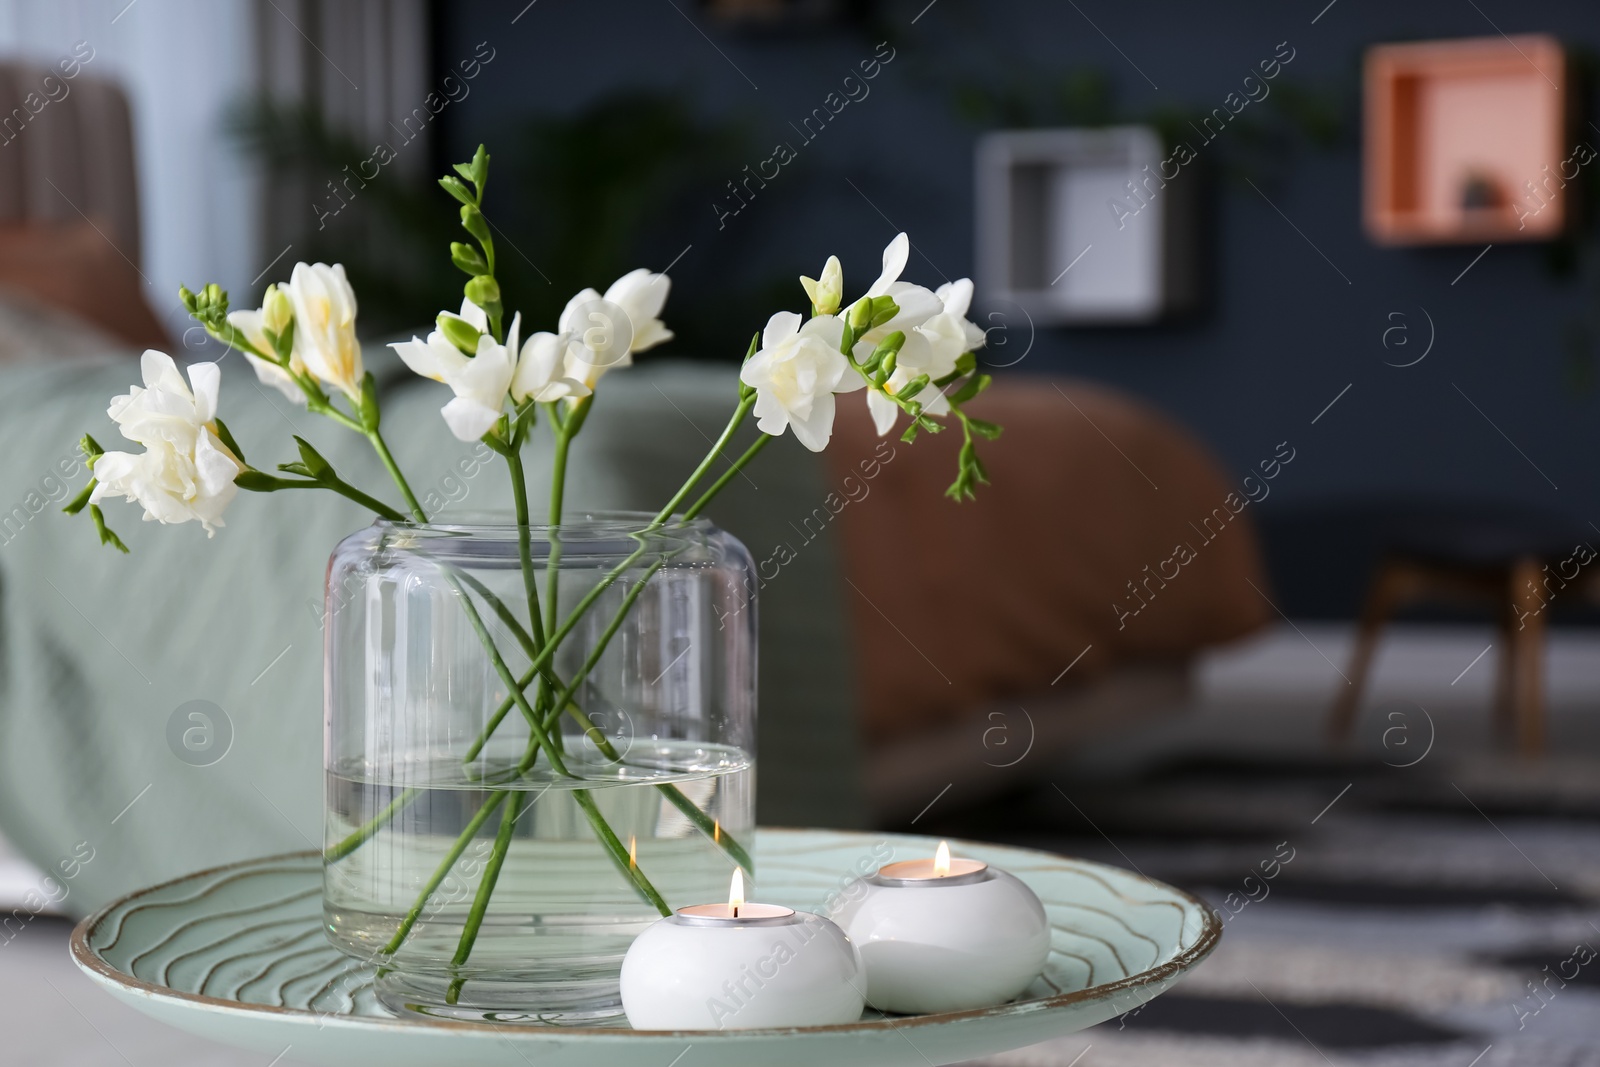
928;745;1600;1066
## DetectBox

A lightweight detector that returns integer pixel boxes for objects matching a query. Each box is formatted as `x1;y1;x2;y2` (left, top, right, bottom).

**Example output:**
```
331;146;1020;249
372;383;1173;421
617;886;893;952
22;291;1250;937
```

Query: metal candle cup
829;841;1051;1014
620;871;865;1030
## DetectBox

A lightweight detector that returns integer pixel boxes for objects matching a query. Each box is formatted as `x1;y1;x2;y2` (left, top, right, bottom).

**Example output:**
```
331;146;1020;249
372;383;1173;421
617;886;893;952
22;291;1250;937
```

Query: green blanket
0;352;861;914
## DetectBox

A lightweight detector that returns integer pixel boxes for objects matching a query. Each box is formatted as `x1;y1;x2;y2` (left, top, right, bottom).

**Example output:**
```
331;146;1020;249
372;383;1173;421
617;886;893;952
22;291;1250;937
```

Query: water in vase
323;738;754;1022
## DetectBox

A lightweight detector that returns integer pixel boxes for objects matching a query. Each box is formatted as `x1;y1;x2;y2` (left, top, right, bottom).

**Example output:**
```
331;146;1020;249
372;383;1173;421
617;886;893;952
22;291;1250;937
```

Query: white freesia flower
390;300;520;442
851;232;943;362
865;278;988;436
740;311;862;452
558;269;673;390
800;255;843;316
227;284;304;404
511;330;592;404
286;262;363;401
603;268;673;352
89;350;244;536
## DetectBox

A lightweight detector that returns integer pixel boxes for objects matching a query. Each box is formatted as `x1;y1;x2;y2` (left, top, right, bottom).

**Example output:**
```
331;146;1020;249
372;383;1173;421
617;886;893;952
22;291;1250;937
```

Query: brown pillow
0;221;168;350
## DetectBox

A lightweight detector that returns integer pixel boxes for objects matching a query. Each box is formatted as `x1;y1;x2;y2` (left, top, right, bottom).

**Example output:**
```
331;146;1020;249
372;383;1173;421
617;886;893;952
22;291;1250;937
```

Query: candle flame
728;867;745;917
714;817;721;843
934;840;951;877
629;836;637;869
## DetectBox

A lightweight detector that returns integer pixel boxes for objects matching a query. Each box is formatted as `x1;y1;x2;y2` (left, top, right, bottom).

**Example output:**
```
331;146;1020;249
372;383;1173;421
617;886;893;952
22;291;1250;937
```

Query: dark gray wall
437;0;1600;614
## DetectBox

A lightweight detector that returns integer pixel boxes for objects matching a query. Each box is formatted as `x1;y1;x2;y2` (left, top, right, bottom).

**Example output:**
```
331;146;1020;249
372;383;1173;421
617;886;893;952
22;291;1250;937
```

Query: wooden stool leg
1508;556;1546;756
1494;599;1518;739
1328;562;1404;743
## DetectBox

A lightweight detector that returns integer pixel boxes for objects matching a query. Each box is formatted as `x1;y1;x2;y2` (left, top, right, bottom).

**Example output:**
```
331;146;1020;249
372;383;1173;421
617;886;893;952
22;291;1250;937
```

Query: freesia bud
464;274;501;309
262;284;293;336
460;204;491;246
284;262;364;402
800;255;843;316
877;351;897;383
437;311;482;355
848;298;874;331
869;331;905;364
869;295;899;329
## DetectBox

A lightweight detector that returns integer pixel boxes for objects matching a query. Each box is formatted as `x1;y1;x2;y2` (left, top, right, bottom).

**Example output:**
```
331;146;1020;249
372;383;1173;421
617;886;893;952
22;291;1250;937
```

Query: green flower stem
383;592;673;954
470;397;759;768
652;395;754;523
445;767;528;1004
540;404;580;752
325;787;417;863
328;411;769;867
683;434;770;520
542;404;580;635
380;787;510;955
358;393;763;956
323;478;408;522
505;448;544;647
659;784;753;872
449;570;755;874
324;572;545;863
365;428;428;522
237;469;408;523
575;786;671;913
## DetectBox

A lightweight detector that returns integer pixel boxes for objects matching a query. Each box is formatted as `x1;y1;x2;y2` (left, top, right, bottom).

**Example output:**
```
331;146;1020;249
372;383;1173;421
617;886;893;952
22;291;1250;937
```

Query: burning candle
829;840;1051;1014
620;870;865;1030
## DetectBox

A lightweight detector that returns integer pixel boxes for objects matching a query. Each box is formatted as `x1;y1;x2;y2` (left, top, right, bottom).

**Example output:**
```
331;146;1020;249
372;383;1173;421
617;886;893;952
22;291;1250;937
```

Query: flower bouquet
65;145;1000;1020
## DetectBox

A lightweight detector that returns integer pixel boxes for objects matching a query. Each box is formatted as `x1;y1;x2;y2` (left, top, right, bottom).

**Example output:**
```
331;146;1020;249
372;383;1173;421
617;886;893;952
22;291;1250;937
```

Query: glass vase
320;513;757;1023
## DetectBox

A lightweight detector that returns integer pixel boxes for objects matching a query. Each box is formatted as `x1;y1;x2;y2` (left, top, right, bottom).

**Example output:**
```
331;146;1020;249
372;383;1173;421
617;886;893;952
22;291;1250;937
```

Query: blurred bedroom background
2;0;1599;1064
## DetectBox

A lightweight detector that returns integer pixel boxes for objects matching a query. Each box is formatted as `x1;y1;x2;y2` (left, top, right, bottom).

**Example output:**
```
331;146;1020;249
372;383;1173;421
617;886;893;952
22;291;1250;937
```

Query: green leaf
293;436;333;479
211;417;247;465
90;504;129;553
744;332;760;361
968;418;1003;440
955;351;978;376
61;478;95;515
950;373;992;405
438;175;474;206
262;321;295;363
469;144;490;191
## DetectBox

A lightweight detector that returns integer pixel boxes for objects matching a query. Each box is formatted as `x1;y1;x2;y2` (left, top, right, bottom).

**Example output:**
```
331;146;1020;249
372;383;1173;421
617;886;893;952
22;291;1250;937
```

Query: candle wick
733;904;740;918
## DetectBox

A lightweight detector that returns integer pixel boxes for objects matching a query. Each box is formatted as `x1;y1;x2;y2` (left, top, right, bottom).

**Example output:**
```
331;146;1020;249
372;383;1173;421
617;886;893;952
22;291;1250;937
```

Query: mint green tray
72;828;1219;1067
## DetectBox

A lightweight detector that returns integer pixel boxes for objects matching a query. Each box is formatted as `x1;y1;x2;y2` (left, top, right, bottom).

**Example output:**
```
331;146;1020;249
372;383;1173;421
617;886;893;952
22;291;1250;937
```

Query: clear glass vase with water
321;514;757;1022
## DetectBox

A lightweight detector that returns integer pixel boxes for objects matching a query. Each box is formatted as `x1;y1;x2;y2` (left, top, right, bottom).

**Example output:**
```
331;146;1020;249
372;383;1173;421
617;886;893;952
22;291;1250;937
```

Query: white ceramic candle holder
621;895;865;1030
829;843;1051;1014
